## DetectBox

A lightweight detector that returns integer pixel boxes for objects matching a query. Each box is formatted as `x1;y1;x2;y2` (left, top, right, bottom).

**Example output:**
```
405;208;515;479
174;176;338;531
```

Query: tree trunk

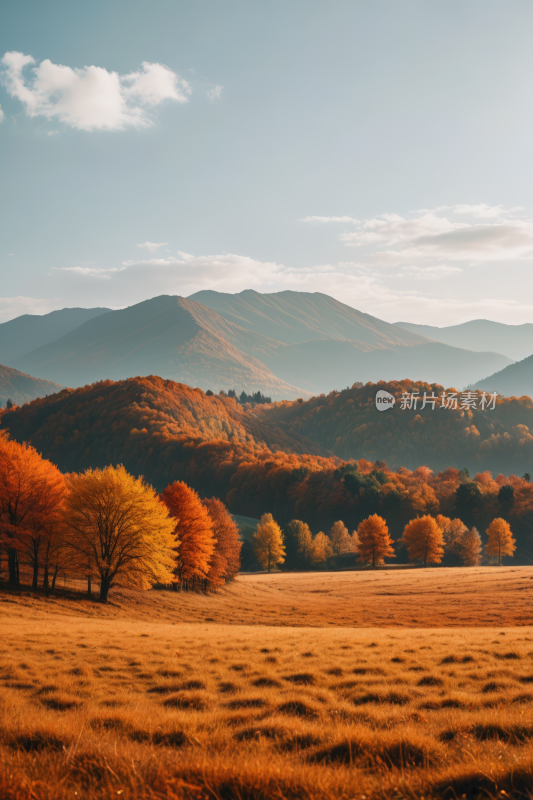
372;549;376;569
99;575;111;602
51;566;59;592
32;561;39;590
43;564;49;595
498;543;501;566
8;548;19;585
87;574;92;598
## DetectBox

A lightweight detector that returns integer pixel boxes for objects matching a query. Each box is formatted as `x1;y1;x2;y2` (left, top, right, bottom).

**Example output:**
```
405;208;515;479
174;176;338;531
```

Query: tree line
0;432;241;603
1;376;531;560
250;511;515;572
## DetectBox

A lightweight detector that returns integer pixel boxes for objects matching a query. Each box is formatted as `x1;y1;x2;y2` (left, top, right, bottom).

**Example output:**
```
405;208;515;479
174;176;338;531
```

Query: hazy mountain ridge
0;307;111;365
0;364;63;408
4;291;520;399
14;296;305;399
472;353;533;398
395;319;533;362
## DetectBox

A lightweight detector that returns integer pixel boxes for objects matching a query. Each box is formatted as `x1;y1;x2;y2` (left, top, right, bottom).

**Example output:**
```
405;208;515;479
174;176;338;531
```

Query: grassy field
1;569;533;799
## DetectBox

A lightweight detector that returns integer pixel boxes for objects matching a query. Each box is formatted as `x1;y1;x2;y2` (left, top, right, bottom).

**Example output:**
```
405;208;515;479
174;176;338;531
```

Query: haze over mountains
395;319;533;362
0;364;63;408
472;354;533;398
1;290;523;400
0;307;110;364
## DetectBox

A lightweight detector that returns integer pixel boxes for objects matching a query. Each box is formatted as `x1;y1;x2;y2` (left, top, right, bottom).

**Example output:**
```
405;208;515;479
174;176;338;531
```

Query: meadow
2;569;533;799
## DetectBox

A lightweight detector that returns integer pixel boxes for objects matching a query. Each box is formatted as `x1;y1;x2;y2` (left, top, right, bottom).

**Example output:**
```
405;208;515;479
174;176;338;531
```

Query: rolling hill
472;353;533;398
256;379;533;474
395;319;533;362
1;377;532;546
0;306;110;365
0;364;63;408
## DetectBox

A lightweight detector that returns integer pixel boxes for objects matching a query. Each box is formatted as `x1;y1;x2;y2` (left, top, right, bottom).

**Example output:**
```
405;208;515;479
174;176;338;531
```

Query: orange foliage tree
311;531;333;565
485;518;516;565
0;432;66;587
402;515;444;567
356;514;395;569
203;497;241;587
161;481;215;588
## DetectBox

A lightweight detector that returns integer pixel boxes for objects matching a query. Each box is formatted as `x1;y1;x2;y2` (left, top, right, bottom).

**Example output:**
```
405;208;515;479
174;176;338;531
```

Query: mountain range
1;291;519;400
395;319;533;362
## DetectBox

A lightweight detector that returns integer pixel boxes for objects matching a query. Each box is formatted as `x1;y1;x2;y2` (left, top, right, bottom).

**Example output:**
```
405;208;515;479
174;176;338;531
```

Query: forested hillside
0;364;63;408
1;376;532;559
256;380;533;474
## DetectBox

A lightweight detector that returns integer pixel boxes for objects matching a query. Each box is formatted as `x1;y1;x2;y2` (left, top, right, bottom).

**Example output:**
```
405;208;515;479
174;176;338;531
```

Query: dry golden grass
2;569;533;798
6;565;533;627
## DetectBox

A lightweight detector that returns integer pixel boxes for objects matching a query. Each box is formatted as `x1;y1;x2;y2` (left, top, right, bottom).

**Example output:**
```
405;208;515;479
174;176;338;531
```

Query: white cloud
56;266;127;279
401;265;463;280
0;103;4;122
207;85;223;100
0;51;191;131
300;215;359;223
135;241;169;251
40;247;533;327
334;208;533;265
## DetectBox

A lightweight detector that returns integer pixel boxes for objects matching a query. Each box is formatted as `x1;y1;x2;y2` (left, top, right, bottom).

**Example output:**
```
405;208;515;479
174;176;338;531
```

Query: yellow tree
253;513;285;572
436;515;468;555
356;514;395;569
402;515;444;567
64;465;177;602
310;531;333;565
284;519;313;569
458;526;482;567
485;518;516;565
329;520;352;557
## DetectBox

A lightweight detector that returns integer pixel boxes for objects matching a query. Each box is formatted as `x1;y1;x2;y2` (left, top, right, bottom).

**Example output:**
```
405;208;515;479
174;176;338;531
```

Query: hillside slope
192;289;431;346
256;340;512;393
256;380;533;474
0;307;110;365
472;353;533;398
0;364;63;408
0;375;328;487
15;296;304;400
192;290;513;390
395;319;533;361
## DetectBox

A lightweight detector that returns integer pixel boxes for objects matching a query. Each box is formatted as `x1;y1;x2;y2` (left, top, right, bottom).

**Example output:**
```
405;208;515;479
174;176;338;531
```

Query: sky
1;0;533;326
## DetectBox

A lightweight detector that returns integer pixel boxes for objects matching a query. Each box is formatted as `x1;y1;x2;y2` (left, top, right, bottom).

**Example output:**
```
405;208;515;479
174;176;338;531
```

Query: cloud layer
1;51;190;130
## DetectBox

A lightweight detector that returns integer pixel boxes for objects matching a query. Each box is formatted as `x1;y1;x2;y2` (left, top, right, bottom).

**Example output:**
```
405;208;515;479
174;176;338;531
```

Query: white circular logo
375;390;395;411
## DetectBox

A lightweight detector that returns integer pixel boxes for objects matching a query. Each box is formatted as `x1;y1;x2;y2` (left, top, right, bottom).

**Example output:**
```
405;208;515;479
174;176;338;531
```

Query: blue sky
1;0;533;325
